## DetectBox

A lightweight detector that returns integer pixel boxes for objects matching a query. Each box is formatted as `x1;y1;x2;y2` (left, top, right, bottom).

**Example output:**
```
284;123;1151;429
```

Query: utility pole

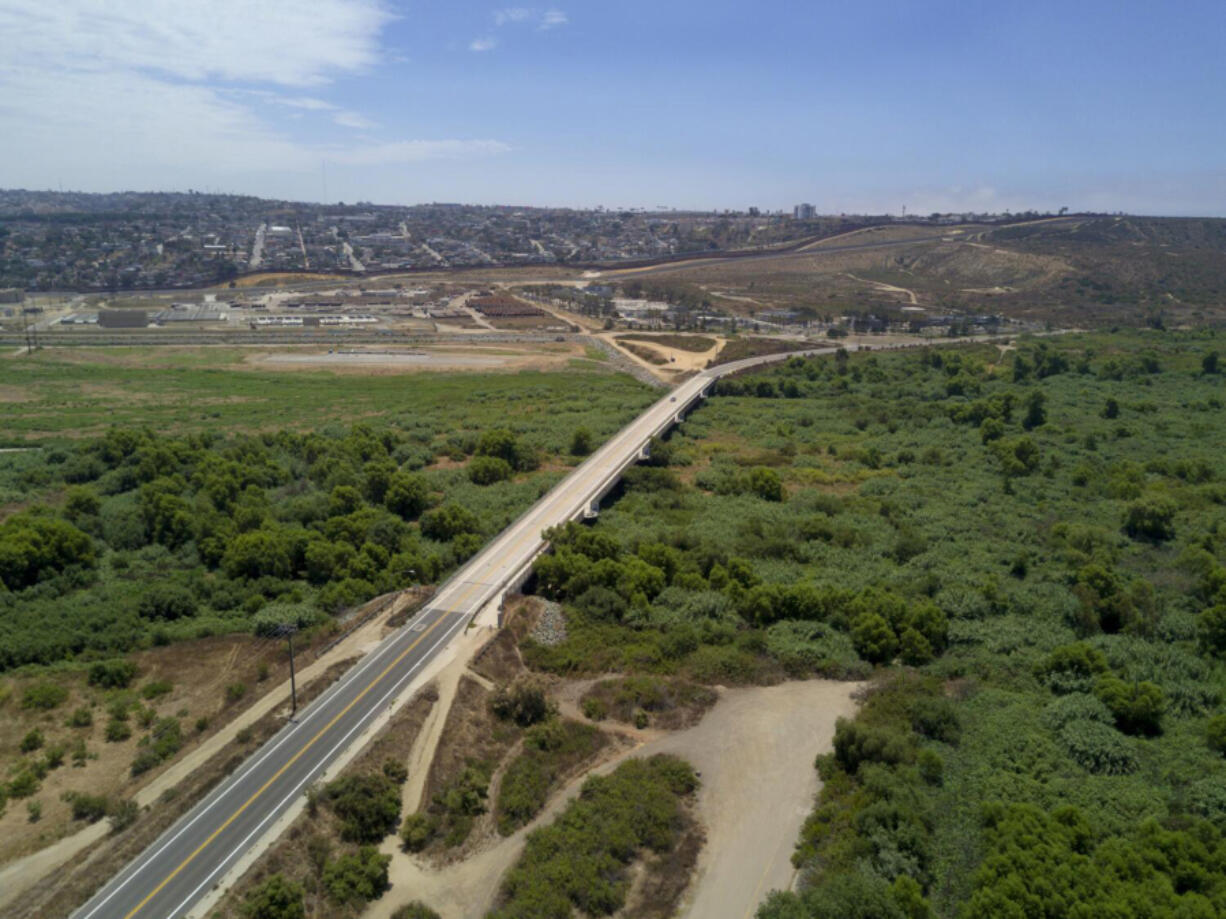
277;623;300;718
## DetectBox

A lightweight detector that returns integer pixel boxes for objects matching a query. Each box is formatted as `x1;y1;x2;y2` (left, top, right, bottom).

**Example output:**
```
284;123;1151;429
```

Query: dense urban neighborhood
0;189;1057;291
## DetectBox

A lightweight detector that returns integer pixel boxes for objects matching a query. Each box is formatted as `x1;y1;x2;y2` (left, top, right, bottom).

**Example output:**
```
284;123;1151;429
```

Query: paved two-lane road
71;344;850;919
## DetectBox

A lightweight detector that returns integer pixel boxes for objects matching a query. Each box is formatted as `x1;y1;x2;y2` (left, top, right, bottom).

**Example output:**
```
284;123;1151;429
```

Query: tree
1203;351;1220;375
242;875;305;919
420;503;480;541
1021;391;1047;430
222;529;292;580
385;472;428;520
468;455;512;486
1093;676;1165;736
63;486;101;521
748;467;784;502
1199;604;1226;657
570;427;594;456
1102;398;1120;419
1207;714;1226;756
138;584;196;620
1123;498;1176;541
852;613;898;664
0;514;96;590
475;428;519;465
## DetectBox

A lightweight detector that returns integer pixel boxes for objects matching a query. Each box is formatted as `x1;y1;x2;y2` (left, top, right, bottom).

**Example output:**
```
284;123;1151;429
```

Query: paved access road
71;344;848;919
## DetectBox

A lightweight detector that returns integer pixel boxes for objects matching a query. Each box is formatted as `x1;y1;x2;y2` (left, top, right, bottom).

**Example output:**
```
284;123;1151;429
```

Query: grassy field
0;347;646;444
514;329;1226;917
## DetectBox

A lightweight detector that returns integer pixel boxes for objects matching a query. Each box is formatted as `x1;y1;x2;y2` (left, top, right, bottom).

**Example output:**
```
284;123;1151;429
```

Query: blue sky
1;0;1224;214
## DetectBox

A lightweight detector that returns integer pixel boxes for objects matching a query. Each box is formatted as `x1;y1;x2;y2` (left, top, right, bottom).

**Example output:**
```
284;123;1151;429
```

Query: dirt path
367;678;859;919
845;272;919;305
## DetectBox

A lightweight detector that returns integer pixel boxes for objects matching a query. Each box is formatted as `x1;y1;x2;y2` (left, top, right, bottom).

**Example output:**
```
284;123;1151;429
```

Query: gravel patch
529;601;568;646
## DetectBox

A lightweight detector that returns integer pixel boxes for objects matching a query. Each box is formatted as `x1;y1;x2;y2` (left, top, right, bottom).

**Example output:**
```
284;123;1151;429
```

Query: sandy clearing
668;681;861;919
368;678;859;919
600;332;724;379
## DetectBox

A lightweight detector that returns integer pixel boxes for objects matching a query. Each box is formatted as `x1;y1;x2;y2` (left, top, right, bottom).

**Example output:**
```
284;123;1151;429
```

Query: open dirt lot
245;343;586;374
368;677;859;919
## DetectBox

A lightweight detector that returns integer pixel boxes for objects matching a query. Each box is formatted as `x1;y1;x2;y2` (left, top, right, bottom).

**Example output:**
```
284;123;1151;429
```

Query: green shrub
7;770;39;798
1093;676;1165;736
323;774;401;844
399;812;438;852
1199;604;1226;657
1036;643;1109;694
321;846;390;905
468;455;512;485
65;791;111;822
88;659;138;689
382;758;408;784
832;718;914;773
851;613;898;664
1058;719;1139;774
1123;498;1176;541
137;584;197;620
20;729;44;752
105;718;132;742
21;681;68;710
141;679;173;700
66;706;93;728
489;755;698;919
242;874;305;919
1205;714;1226;756
490;680;553;727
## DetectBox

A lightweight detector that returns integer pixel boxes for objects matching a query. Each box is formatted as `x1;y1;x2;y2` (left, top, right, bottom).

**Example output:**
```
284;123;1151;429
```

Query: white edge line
73;606;437;919
168;613;469;918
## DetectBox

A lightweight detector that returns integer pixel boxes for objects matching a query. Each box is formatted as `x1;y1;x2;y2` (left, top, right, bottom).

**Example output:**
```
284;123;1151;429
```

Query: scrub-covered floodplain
511;330;1226;918
0;351;653;857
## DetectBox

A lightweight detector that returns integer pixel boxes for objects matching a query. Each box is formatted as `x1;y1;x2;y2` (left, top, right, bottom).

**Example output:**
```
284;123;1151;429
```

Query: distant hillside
644;216;1226;327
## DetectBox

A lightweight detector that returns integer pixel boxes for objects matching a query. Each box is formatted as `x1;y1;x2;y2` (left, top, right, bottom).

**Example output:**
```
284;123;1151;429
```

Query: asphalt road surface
71;344;848;919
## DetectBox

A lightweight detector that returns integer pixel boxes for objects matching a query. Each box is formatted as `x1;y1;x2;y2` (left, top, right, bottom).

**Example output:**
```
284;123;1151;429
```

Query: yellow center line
124;411;676;917
122;605;464;919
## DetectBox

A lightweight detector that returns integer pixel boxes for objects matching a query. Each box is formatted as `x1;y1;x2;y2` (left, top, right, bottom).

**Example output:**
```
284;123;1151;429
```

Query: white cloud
469;36;498;52
0;0;393;88
0;0;510;192
494;7;533;26
333;111;378;130
490;7;568;34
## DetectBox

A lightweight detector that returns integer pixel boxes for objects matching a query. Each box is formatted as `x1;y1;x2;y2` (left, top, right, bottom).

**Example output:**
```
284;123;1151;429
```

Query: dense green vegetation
495;718;605;835
487;754;699;919
517;330;1226;917
0;362;653;671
